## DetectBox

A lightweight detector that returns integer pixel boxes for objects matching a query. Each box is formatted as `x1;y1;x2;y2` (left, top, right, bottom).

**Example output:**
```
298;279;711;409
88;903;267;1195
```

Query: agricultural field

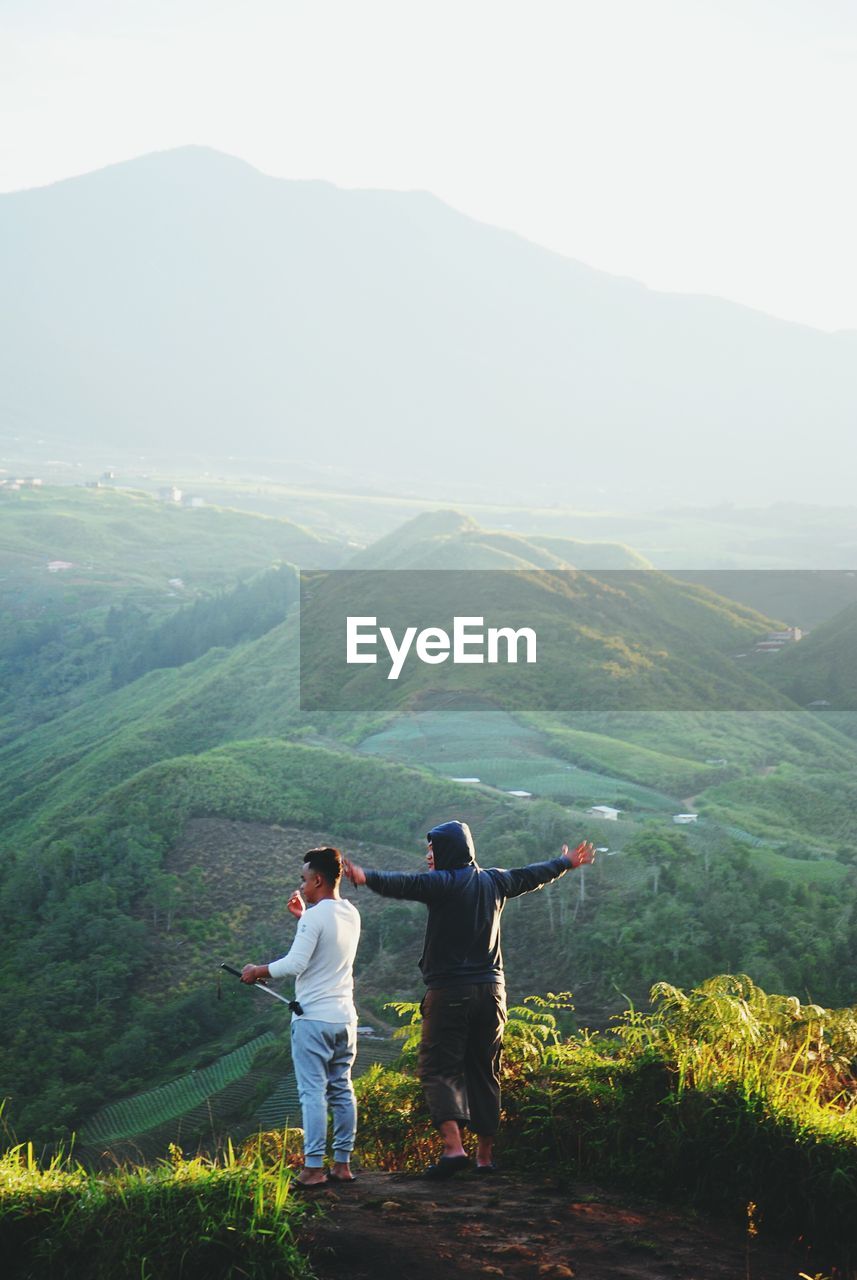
358;710;683;812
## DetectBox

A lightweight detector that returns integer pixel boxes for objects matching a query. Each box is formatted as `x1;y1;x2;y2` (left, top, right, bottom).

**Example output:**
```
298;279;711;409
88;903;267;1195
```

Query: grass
528;716;723;794
0;1137;310;1279
749;845;848;885
536;709;857;777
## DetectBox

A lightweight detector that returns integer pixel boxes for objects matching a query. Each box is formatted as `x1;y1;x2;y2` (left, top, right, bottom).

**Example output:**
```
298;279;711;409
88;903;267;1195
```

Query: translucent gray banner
298;569;857;713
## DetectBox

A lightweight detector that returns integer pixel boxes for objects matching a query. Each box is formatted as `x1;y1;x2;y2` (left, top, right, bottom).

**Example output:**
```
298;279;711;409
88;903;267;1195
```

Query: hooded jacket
363;820;569;989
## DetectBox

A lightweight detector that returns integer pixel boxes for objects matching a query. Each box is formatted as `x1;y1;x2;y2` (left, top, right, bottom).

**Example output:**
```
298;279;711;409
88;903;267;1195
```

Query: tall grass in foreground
0;1136;310;1279
354;978;857;1266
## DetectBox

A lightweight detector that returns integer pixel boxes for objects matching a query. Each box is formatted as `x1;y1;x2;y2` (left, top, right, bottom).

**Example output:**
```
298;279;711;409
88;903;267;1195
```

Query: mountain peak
3;147;854;504
396;509;479;539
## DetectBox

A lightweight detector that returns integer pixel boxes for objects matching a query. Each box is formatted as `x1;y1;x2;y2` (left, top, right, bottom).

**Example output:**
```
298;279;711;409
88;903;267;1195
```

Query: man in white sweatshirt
242;846;361;1187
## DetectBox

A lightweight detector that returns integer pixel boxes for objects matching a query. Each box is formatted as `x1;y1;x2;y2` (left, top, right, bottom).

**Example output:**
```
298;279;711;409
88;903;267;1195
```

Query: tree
625;825;690;895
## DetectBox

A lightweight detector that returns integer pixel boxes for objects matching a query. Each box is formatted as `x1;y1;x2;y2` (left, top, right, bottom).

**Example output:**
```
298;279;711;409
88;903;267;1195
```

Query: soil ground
299;1168;834;1280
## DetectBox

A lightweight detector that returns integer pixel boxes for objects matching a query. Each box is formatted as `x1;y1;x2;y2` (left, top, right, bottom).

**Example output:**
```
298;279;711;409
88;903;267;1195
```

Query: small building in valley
589;804;621;820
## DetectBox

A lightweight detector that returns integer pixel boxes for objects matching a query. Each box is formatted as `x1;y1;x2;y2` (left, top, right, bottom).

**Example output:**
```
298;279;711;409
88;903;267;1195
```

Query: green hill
3;711;855;1146
0;485;343;586
357;706;857;854
347;507;650;570
754;600;857;709
529;708;857;783
0;485;345;742
300;563;799;713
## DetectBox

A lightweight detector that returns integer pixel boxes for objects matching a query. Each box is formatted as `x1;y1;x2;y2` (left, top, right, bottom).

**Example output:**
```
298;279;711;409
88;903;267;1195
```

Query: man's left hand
562;840;596;869
241;964;266;984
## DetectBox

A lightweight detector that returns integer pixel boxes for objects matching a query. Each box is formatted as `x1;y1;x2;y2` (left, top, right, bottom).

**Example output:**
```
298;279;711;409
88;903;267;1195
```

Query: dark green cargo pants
418;983;507;1135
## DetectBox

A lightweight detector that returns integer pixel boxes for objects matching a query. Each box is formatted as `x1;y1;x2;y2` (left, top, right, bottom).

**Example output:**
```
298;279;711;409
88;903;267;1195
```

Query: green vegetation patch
700;764;857;852
529;719;715;795
749;845;849;886
537;709;857;777
0;1141;309;1280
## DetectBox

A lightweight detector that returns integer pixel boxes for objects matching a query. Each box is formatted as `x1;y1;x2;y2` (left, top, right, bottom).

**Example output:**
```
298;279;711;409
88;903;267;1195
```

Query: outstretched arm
343;857;451;903
491;840;595;899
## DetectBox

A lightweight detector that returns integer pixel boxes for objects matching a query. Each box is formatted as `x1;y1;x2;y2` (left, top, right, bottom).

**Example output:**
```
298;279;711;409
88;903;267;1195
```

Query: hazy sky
3;0;856;331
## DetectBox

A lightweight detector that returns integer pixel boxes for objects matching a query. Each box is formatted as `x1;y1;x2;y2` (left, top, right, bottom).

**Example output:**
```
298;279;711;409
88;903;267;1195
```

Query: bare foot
439;1119;467;1158
476;1136;495;1168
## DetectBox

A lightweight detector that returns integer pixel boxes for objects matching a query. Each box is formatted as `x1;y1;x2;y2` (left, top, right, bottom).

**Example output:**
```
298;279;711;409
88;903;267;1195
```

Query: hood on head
427;820;476;871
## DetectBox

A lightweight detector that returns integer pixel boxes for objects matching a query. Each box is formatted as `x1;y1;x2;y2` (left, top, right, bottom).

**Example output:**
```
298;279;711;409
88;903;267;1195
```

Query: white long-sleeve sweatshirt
267;897;360;1023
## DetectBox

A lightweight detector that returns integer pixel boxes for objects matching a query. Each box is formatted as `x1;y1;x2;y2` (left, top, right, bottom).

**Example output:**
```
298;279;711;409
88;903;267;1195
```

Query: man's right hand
562;840;596;869
342;858;366;886
287;890;305;919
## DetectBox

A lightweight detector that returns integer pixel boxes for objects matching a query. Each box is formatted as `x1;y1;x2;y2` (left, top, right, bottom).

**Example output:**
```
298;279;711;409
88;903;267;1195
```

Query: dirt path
300;1169;828;1280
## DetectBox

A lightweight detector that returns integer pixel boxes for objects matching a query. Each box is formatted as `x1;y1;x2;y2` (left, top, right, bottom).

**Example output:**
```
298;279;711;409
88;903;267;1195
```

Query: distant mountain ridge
346;508;651;569
2;146;855;504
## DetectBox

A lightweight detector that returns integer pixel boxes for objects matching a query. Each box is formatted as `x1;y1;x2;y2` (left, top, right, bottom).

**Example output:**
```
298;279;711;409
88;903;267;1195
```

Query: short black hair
303;846;342;888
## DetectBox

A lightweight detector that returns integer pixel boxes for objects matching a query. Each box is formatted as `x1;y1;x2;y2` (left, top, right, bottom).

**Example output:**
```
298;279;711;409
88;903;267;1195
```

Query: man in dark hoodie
343;820;594;1178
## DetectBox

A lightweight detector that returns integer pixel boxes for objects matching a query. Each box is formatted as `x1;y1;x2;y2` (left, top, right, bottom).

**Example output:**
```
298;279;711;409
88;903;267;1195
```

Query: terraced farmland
80;1033;276;1146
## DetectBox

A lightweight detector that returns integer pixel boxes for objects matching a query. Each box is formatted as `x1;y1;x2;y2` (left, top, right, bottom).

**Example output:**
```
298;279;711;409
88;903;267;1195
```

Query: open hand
342;858;366;886
562;840;596;869
287;890;305;919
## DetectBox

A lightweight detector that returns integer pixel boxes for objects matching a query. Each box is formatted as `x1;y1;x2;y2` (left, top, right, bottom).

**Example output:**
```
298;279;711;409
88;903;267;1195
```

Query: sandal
422;1154;471;1180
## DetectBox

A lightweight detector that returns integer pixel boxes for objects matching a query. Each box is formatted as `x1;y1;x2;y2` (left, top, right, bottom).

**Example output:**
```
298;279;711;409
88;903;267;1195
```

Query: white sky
3;0;856;331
